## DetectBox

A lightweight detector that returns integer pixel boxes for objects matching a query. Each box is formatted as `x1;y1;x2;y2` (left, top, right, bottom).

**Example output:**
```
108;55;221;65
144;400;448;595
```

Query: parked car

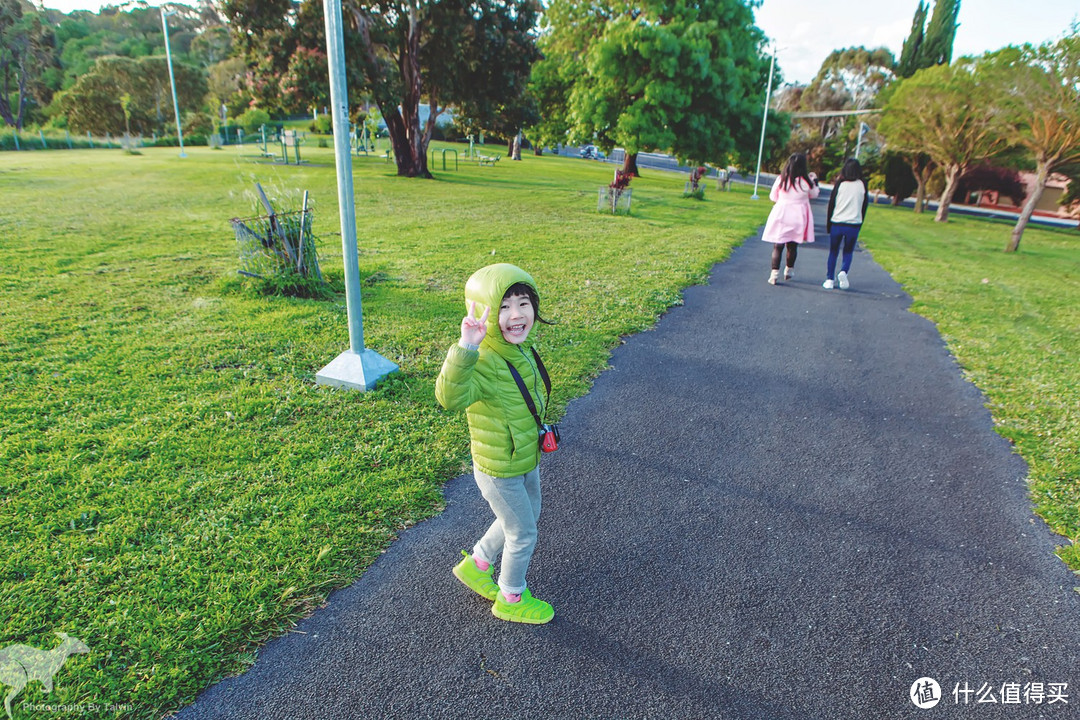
579;145;606;160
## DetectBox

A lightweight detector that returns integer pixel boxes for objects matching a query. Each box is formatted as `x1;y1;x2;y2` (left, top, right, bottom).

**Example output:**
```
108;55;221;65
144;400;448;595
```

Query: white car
579;145;606;160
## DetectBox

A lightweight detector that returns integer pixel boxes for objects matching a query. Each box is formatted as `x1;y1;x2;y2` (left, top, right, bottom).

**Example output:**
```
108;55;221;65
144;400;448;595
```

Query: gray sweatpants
472;465;541;595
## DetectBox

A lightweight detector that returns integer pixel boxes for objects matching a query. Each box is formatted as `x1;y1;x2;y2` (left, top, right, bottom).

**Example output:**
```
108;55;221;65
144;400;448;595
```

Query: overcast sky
44;0;1080;86
754;0;1079;85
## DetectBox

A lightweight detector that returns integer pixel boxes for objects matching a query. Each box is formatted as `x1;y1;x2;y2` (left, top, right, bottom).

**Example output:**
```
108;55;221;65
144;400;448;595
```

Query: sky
43;0;1080;86
755;0;1080;85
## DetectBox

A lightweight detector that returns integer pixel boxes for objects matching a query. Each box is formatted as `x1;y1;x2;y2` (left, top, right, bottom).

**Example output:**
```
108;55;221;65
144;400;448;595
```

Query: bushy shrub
309;114;332;134
238;108;272;133
252;267;337;300
184;112;214;136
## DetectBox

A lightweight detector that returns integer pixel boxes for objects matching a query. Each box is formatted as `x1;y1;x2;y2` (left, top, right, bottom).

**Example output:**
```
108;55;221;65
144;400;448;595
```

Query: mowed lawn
859;208;1080;570
0;143;765;718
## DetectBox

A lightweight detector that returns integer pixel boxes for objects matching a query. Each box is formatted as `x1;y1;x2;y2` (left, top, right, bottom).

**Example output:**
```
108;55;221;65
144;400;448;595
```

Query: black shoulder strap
530;347;551;396
504;348;550;429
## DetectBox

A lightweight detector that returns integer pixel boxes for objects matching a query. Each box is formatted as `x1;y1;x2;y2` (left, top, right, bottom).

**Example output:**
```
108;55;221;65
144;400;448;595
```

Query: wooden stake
297;190;309;274
255;182;297;265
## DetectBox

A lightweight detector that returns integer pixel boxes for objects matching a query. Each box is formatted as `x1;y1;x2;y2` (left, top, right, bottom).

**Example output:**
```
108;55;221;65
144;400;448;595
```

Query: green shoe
492;588;554;625
452;550;499;601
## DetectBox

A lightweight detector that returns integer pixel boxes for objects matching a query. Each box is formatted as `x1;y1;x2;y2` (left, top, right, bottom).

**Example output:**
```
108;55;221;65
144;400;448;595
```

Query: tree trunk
1006;160;1049;252
15;61;28;130
935;164;962;222
383;107;430;178
366;7;431;178
914;176;926;213
622;151;639;177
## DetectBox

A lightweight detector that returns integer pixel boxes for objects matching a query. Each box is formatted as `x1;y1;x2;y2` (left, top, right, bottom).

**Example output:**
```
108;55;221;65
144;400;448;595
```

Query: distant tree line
3;0;1076;249
2;0;787;180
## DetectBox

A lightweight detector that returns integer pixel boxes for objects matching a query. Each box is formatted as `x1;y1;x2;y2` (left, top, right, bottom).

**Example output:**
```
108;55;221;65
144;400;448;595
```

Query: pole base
316;348;398;392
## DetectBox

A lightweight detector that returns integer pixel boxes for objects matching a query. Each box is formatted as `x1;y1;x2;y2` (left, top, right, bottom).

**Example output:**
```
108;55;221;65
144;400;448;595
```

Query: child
762;152;819;285
823;158;869;290
435;263;555;625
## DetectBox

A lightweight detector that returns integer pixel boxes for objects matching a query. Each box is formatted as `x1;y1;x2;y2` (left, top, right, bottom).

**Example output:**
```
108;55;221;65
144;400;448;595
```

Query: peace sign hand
460;300;489;346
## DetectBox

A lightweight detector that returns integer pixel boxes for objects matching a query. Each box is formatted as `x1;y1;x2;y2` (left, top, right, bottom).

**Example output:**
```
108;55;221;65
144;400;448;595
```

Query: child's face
499;292;535;345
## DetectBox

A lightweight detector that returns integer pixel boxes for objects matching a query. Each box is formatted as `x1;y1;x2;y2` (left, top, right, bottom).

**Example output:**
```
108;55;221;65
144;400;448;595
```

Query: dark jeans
827;223;861;279
770;242;798;271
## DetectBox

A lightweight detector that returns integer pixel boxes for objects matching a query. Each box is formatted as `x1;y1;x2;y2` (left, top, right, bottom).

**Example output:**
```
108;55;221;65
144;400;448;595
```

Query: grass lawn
0;143;763;718
3;144;1077;718
860;207;1080;569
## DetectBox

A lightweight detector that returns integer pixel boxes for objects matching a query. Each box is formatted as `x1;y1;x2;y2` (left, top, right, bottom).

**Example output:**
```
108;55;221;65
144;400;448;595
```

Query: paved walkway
176;203;1080;719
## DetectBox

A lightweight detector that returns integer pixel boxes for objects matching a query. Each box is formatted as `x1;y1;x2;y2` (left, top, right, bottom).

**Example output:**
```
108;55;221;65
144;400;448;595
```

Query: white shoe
784;267;794;280
822;279;835;289
768;269;779;285
838;271;849;290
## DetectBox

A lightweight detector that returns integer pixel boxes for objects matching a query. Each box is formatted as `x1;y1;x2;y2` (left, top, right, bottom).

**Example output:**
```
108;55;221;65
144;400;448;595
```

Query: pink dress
761;176;819;244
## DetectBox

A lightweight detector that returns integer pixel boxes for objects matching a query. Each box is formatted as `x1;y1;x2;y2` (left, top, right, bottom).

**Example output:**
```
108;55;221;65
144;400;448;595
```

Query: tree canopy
0;0;59;128
979;34;1080;250
896;0;959;78
57;54;207;135
532;0;783;174
221;0;540;178
780;46;893;179
879;60;1009;222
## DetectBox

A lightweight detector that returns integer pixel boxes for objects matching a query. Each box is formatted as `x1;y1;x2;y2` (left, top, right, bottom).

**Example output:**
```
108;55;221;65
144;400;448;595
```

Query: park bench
478;154;500;166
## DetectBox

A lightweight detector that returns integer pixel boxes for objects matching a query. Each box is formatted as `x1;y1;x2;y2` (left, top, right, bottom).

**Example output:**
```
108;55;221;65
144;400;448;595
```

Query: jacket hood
464;264;538;353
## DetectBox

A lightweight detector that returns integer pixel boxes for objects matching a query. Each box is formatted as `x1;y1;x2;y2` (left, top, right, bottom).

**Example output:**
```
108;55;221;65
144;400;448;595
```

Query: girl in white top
823;158;869;290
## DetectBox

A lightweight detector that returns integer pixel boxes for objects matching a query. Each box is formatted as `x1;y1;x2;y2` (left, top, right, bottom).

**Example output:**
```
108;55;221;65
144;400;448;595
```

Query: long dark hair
504;282;553;325
779;153;813;191
839;158;863;182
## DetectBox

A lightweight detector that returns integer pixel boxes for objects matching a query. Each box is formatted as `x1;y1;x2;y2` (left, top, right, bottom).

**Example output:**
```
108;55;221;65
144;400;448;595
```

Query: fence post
40;130;47;149
65;131;72;149
87;132;93;148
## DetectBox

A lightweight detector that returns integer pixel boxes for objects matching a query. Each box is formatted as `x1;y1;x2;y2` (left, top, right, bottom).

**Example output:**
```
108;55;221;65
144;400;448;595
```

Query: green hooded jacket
435;264;547;478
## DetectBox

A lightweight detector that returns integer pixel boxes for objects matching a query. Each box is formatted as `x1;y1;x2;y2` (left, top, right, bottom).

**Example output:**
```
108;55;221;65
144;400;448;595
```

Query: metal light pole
855;122;869;160
314;0;398;391
751;47;777;200
160;7;186;158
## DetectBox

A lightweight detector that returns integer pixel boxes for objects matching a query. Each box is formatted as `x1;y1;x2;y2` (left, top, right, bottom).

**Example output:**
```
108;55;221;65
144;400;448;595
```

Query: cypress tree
897;1;927;78
921;0;960;67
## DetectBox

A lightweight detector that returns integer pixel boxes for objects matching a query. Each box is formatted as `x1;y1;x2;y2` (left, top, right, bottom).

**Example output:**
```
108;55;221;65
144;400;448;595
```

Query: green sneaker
452;550;499;601
492;588;554;625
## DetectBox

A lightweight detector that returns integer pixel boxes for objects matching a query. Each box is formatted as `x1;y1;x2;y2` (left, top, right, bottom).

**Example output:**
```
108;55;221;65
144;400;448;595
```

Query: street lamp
855;121;870;160
751;45;778;200
160;6;186;158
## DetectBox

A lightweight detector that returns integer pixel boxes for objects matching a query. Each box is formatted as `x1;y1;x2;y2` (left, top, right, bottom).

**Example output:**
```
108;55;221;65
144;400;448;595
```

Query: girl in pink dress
762;153;819;285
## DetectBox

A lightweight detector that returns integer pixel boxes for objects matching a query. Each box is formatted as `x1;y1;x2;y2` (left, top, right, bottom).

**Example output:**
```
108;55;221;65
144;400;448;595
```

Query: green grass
4;146;1077;718
860;207;1080;568
0;143;763;718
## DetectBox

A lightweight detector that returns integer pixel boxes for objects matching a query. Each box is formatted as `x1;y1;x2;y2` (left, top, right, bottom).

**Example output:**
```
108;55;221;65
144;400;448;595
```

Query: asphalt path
175;199;1080;720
